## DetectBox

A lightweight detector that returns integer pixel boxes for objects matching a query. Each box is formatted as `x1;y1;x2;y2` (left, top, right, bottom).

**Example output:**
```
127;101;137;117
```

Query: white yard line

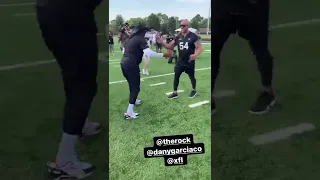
165;90;184;95
12;13;35;17
248;123;316;145
188;100;210;108
0;2;35;7
0;19;319;71
150;82;166;86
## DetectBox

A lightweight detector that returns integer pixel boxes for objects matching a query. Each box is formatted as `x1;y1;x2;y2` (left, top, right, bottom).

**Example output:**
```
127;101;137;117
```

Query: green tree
127;17;146;28
167;16;176;33
146;13;161;30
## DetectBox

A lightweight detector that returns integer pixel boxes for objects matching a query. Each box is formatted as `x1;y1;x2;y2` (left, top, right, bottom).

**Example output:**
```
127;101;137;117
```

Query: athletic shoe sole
249;99;276;115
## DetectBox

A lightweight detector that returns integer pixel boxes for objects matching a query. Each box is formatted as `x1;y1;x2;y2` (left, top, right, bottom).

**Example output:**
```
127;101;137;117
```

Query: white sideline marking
12;13;35;17
205;50;211;52
248;123;316;145
0;2;35;7
1;19;319;71
109;62;120;64
165;90;184;95
0;60;55;71
113;65;120;67
213;90;236;98
150;82;166;86
109;59;120;62
189;100;210;108
110;67;211;85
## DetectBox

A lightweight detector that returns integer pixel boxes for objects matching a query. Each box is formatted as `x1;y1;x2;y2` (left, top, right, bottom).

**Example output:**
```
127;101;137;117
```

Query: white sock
143;69;145;74
127;104;134;113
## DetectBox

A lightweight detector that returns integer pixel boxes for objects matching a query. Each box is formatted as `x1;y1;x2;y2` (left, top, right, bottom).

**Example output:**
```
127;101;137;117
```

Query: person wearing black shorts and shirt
158;19;204;99
212;0;275;115
109;32;114;56
121;24;172;120
36;0;102;179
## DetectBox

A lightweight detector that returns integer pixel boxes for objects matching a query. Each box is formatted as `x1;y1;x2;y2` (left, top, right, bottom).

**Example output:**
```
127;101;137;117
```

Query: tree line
109;13;211;35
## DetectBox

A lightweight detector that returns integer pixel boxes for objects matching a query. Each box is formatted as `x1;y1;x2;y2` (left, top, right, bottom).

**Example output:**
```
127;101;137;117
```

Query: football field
109;42;212;180
0;1;108;179
213;1;320;180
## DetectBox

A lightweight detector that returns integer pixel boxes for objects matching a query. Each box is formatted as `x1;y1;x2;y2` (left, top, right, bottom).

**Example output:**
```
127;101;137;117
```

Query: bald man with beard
158;20;204;99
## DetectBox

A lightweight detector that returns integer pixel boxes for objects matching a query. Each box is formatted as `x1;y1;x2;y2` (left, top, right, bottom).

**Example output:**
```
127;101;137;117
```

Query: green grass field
109;43;211;179
0;1;108;180
213;1;320;180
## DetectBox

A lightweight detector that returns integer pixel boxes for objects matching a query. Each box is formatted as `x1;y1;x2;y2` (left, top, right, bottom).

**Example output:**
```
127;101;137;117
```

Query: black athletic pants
212;9;273;93
36;6;98;135
121;64;140;104
174;63;196;91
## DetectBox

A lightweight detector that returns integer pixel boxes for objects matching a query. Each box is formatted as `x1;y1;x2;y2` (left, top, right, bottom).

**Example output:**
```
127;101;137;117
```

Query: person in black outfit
36;0;102;179
212;0;275;115
121;24;172;120
109;32;115;56
159;20;204;99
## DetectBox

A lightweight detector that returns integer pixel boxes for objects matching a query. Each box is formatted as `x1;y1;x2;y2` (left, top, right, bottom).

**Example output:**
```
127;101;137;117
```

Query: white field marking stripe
213;90;236;98
270;18;320;29
0;2;35;7
110;67;210;84
150;82;166;86
109;62;120;64
0;60;55;71
113;65;120;67
0;52;107;71
109;59;120;62
13;13;35;17
249;123;316;145
165;90;184;95
189;100;210;108
1;18;319;71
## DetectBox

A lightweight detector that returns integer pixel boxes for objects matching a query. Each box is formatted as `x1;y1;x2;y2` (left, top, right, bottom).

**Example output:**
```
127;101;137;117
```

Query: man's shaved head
180;19;189;34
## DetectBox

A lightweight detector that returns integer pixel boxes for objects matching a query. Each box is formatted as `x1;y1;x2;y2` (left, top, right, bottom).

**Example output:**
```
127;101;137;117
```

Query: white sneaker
123;112;139;120
135;99;141;105
145;71;149;75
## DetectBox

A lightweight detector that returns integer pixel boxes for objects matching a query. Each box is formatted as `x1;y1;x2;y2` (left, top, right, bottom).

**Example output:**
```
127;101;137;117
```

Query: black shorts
175;63;195;75
120;63;140;84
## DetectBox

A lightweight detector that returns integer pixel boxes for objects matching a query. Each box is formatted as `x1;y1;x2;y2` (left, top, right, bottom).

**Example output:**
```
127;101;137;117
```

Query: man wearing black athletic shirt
212;0;275;115
121;24;172;120
36;0;102;179
159;20;204;99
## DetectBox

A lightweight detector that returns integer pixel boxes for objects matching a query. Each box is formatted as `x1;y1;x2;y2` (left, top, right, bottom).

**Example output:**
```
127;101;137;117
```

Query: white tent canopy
175;27;198;34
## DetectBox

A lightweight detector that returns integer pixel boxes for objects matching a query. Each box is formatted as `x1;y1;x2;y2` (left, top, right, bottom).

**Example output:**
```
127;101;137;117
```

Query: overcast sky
109;0;210;21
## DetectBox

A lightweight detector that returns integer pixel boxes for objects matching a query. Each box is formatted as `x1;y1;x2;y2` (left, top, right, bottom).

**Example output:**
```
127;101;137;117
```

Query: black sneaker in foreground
168;92;178;99
47;161;95;180
249;91;276;115
189;90;197;98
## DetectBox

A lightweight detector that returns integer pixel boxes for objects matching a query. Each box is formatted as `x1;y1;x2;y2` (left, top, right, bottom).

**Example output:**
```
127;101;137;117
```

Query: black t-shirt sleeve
139;37;149;50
